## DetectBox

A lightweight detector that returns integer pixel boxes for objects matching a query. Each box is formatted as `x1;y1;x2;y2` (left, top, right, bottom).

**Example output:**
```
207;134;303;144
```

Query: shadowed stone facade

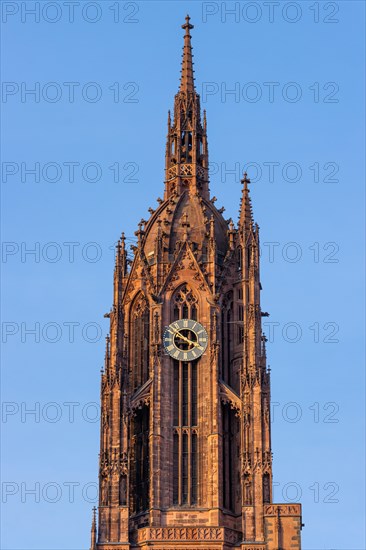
89;16;302;550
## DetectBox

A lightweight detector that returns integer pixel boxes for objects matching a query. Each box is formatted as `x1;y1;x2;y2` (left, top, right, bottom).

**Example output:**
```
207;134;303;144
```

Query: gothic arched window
263;473;270;504
247;245;251;269
172;284;199;506
222;403;239;512
130;405;150;514
173;284;198;321
238;246;243;272
130;293;150;391
221;291;233;386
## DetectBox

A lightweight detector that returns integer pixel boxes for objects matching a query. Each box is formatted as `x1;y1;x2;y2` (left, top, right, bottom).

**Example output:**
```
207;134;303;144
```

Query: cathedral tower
91;16;302;550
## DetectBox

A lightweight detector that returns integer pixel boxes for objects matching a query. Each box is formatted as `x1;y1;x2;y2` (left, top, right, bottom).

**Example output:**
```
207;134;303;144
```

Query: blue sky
1;1;365;548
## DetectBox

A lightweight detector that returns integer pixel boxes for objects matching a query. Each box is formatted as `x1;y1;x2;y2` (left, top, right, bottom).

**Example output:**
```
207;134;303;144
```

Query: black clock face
163;319;208;361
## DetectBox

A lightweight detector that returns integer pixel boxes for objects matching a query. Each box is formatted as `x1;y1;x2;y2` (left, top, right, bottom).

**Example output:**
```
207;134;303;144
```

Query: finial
135;219;145;237
239;171;254;229
182;14;193;33
120;232;126;251
115;239;121;267
228;219;235;249
241;171;251;188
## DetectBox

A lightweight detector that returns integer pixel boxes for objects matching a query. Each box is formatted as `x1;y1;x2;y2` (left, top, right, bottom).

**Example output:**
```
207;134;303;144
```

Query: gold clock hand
179;333;200;348
171;327;187;341
171;327;196;347
176;332;194;345
182;337;202;349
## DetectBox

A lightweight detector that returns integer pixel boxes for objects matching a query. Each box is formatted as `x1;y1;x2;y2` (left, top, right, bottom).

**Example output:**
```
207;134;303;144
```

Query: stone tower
90;16;302;550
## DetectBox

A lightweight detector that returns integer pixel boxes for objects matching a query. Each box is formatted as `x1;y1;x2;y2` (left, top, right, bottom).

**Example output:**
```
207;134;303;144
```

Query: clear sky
1;1;365;549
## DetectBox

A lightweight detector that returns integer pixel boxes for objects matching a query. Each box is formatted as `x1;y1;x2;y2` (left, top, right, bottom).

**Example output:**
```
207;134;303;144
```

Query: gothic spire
115;233;128;277
239;172;254;231
180;15;195;93
164;17;209;200
90;507;96;550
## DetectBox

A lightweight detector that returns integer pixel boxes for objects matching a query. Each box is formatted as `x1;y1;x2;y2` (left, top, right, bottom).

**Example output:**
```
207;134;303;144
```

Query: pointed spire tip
179;15;195;93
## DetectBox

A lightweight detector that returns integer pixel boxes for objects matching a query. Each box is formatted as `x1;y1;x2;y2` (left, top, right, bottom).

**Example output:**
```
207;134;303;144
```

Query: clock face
163;319;208;361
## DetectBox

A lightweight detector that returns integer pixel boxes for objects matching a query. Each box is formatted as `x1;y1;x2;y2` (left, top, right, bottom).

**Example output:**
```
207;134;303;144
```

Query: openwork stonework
89;15;302;550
